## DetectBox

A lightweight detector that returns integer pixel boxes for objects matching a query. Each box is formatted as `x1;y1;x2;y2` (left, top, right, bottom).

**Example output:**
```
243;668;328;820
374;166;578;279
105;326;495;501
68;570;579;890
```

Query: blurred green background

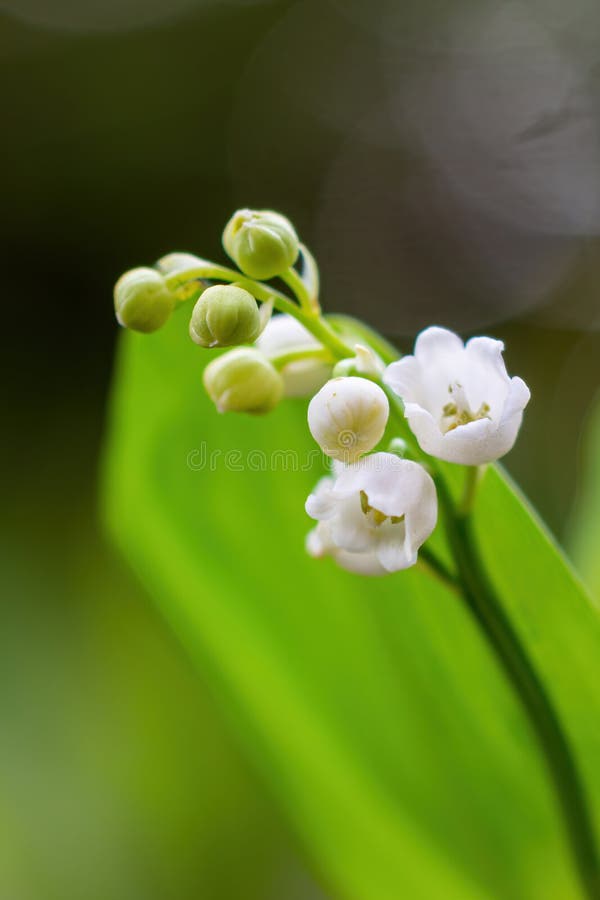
2;0;600;897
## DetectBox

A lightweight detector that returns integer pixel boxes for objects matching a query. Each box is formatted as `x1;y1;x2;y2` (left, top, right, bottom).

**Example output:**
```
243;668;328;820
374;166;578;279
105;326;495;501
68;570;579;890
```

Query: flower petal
305;524;330;558
330;495;373;553
384;356;425;406
334;548;388;576
305;477;337;520
376;526;416;572
501;376;531;422
414;326;464;364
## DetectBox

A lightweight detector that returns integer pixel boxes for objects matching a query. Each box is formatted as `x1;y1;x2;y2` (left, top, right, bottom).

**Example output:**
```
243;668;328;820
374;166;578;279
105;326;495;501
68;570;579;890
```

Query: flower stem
280;265;320;315
271;346;333;370
459;465;485;516
325;314;400;366
418;547;461;596
163;263;353;359
438;477;600;900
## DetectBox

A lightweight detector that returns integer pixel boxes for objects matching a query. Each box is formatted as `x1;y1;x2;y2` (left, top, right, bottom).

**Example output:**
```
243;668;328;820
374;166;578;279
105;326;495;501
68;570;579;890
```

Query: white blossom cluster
261;320;531;576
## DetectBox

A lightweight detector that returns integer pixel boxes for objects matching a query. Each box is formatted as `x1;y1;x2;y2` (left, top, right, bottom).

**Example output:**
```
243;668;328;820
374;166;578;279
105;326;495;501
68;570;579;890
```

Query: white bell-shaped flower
308;377;389;463
305;453;437;573
255;313;332;397
384;326;530;465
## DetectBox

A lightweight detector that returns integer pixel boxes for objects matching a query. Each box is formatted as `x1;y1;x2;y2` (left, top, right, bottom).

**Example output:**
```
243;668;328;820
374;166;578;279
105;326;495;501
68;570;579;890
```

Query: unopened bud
114;267;175;333
203;347;284;414
190;284;260;348
307;377;389;462
333;344;384;379
223;208;299;280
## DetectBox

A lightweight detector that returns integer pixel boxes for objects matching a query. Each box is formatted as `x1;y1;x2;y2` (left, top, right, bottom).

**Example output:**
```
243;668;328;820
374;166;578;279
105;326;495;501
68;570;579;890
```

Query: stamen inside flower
441;383;490;433
359;490;404;527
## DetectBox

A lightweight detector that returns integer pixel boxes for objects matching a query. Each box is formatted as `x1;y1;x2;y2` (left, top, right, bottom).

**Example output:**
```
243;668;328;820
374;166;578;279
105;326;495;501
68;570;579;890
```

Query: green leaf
567;389;600;597
102;317;600;900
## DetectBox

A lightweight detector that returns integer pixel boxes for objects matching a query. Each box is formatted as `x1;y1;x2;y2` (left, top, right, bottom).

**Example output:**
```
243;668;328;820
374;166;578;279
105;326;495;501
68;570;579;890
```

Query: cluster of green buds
113;207;347;415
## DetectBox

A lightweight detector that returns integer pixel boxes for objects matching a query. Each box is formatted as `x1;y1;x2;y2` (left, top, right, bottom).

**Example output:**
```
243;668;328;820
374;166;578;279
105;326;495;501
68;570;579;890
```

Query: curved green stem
297;314;354;360
280;266;319;315
418;547;460;596
271;346;333;370
164;263;294;309
437;477;600;900
164;263;354;360
459;465;486;516
326;314;401;366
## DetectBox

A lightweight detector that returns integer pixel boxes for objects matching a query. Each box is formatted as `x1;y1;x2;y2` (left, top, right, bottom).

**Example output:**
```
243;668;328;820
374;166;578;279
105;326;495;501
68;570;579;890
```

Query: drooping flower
305;453;438;573
256;313;332;397
308;377;389;463
384;326;530;465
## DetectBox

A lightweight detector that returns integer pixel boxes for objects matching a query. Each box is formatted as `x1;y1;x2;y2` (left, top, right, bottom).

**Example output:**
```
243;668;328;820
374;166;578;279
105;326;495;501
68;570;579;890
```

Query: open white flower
308;377;389;463
255;313;332;397
384;326;530;465
305;453;437;573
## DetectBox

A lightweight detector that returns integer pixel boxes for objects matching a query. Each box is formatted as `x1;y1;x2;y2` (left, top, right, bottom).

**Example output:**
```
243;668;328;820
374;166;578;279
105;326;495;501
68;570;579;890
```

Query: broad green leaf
568;390;600;597
102;317;600;900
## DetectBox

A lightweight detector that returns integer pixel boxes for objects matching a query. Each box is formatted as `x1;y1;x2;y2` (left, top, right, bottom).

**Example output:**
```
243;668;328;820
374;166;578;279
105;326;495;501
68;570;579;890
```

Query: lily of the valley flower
305;453;437;573
256;313;332;397
308;377;389;463
384;326;530;465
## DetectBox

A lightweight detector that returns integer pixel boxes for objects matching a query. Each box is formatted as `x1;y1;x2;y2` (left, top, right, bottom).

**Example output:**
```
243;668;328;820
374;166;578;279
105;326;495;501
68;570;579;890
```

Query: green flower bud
203;347;284;415
190;284;261;348
114;267;175;333
222;208;299;280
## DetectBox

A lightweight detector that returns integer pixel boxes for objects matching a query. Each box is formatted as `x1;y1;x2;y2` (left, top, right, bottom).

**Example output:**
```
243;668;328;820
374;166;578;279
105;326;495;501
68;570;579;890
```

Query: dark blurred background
1;0;599;896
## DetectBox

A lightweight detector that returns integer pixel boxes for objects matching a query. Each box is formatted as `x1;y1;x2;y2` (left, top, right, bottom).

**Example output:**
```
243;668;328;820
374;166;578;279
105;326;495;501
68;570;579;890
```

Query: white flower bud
308;377;389;463
203;347;284;415
333;344;384;379
256;313;332;397
384;326;531;465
